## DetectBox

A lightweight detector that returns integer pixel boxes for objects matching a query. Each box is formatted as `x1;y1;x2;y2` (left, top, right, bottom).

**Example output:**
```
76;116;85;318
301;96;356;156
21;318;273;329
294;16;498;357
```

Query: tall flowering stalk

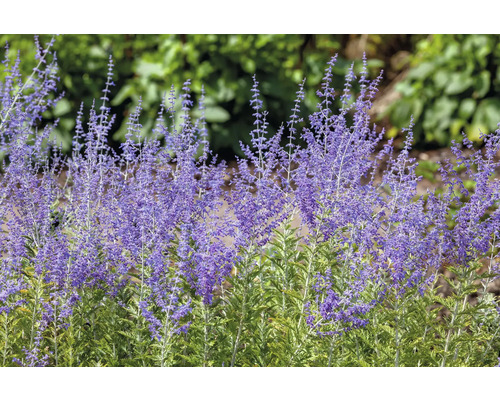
0;36;66;366
289;58;386;353
0;38;499;367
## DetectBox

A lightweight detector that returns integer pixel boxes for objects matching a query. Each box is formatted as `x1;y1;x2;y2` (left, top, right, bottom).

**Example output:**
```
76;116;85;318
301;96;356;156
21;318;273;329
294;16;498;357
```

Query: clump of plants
0;37;499;367
389;34;500;146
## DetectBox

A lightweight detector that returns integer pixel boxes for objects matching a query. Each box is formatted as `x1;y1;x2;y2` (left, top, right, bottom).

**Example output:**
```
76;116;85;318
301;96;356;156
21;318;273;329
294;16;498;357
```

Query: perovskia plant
0;36;499;367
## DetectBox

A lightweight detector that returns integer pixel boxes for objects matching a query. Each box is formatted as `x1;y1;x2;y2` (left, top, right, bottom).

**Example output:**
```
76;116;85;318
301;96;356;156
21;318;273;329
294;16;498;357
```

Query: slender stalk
0;37;55;131
229;247;255;367
394;296;401;367
417;273;440;366
53;302;58;367
441;268;471;367
327;334;337;367
203;303;210;367
373;312;381;361
29;274;43;350
66;313;75;367
160;323;172;368
256;251;270;366
452;295;469;362
139;233;146;303
135;236;147;366
2;313;9;366
288;318;323;366
230;284;248;367
280;216;298;313
480;324;500;364
298;240;318;328
92;311;98;364
160;293;175;367
441;300;459;367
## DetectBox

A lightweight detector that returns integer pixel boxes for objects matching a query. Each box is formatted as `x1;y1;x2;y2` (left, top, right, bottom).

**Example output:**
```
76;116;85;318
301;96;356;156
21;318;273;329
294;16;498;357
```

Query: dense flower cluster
0;37;499;367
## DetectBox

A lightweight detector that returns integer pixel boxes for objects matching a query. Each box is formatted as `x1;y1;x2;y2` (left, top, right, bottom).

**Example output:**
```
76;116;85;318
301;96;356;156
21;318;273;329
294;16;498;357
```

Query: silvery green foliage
0;38;499;366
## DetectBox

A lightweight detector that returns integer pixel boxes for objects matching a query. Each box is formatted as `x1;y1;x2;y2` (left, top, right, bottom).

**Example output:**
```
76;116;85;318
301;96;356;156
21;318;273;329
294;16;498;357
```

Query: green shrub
389;34;500;146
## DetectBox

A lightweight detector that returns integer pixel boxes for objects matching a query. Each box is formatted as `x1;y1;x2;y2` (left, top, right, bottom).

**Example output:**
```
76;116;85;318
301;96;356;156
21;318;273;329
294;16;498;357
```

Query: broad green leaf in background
390;34;500;147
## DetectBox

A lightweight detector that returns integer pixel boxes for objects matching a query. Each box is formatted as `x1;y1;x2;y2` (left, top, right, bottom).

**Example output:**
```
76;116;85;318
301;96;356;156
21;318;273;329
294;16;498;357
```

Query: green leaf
88;45;107;58
395;82;414;97
467;122;488;142
450;118;466;139
408;62;435;80
474;70;490;98
458;98;476;119
390;99;414;128
424;97;458;131
204;106;230;123
445;72;473;95
433;70;449;89
473;98;500;132
443;42;460;60
136;60;163;79
53;99;71;117
111;84;135;106
214;82;236;103
243;58;256;74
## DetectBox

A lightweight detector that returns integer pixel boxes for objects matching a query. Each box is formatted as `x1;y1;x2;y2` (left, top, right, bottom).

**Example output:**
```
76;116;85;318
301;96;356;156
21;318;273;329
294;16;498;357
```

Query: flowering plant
0;37;499;367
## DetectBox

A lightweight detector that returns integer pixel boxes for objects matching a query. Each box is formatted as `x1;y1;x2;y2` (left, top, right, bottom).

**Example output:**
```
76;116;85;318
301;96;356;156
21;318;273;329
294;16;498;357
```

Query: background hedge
2;34;498;158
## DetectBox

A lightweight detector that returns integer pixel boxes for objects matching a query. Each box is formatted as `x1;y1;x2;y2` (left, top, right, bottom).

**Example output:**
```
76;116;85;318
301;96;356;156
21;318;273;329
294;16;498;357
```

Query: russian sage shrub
0;37;499;367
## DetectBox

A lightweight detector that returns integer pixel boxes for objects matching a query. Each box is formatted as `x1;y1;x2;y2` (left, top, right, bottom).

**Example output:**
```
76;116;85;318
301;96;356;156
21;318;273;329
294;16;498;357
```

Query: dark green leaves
390;34;500;146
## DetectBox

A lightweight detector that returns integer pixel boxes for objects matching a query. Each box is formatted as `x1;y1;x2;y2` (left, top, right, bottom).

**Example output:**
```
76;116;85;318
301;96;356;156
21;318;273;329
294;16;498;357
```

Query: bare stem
230;285;248;367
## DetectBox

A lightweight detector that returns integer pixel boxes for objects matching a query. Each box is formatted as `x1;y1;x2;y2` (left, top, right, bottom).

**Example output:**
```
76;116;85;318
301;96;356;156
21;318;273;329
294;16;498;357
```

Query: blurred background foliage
1;34;499;158
387;34;500;147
